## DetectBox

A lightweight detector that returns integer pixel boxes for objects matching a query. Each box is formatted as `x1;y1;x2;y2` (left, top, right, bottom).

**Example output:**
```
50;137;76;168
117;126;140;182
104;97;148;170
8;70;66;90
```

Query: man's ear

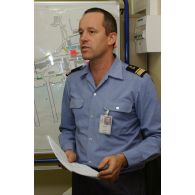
108;32;117;47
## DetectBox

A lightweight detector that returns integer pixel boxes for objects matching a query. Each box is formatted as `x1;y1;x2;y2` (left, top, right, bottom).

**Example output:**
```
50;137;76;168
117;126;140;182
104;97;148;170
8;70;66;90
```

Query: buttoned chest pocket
70;98;84;120
106;101;134;121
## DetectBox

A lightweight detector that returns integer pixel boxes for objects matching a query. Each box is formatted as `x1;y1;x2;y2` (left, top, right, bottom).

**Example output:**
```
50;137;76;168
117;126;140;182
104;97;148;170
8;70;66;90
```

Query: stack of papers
47;136;98;178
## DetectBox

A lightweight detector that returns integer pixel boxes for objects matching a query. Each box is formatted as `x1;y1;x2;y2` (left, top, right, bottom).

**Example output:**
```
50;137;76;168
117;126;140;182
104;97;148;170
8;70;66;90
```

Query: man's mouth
81;46;90;51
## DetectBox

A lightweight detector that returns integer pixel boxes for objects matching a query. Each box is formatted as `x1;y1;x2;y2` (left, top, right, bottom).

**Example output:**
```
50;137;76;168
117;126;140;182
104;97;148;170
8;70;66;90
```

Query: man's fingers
65;150;76;162
97;154;126;182
98;168;112;176
98;157;109;170
98;169;119;182
67;154;74;162
98;158;115;177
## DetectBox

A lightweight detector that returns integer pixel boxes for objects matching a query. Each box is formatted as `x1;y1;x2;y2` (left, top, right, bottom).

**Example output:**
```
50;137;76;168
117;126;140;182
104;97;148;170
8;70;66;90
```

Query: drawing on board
34;1;120;152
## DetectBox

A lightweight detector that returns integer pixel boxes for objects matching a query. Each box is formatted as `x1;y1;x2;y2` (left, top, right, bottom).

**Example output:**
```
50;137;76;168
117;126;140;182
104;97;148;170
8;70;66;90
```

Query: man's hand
97;153;128;182
65;149;77;163
58;150;76;169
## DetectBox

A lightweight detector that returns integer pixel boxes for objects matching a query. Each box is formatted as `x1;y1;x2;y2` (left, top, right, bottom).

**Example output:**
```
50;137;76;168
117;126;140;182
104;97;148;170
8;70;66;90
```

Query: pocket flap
70;98;84;109
106;101;133;113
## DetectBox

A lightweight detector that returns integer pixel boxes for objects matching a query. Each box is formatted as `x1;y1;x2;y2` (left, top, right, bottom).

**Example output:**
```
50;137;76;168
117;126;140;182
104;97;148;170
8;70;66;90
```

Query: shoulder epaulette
126;65;147;77
66;66;83;76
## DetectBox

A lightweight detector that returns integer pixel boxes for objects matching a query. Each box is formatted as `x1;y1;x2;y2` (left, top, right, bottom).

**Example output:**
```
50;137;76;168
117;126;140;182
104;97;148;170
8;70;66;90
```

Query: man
59;7;161;195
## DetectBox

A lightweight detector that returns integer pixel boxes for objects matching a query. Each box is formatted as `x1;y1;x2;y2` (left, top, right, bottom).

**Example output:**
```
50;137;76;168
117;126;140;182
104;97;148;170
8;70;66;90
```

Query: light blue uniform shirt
59;57;161;171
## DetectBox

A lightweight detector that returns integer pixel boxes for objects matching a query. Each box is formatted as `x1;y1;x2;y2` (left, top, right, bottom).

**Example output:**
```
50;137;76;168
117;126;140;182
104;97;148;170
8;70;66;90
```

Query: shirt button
89;137;93;141
90;114;94;118
88;161;92;164
93;93;97;96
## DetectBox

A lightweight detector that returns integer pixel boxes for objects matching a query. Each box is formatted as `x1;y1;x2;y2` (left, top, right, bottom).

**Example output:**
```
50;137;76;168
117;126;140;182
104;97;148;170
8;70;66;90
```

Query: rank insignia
126;65;147;77
66;66;83;76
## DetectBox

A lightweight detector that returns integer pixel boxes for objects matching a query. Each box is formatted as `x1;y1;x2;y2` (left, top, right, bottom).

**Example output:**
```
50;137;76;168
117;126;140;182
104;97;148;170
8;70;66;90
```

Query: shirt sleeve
123;74;161;168
58;77;76;151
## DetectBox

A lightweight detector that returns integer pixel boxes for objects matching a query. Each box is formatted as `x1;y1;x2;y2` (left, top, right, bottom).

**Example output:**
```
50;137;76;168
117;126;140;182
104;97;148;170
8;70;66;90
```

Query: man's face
78;12;112;60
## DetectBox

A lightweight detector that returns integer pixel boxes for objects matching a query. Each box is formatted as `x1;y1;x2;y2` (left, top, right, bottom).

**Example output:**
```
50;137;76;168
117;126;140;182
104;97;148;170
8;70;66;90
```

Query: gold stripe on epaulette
135;68;145;76
129;65;136;70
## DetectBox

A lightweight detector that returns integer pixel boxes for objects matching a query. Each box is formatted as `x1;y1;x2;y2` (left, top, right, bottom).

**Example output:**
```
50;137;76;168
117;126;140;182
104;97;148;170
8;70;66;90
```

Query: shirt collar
80;64;90;79
80;57;124;80
107;57;123;80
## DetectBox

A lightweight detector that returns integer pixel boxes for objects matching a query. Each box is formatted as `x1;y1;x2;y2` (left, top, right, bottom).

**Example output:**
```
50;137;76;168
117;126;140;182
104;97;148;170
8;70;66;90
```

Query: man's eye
79;31;83;35
89;31;96;34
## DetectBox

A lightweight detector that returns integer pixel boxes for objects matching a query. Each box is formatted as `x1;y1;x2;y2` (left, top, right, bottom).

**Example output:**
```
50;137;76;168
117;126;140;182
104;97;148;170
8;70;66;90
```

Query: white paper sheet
47;136;98;178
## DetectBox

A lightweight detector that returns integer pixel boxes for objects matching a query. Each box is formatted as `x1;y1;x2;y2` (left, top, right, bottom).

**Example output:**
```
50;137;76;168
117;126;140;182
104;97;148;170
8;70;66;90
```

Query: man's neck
89;54;115;86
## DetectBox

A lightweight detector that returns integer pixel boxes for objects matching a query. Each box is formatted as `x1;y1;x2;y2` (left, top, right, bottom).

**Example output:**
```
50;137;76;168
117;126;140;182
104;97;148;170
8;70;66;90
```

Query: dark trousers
144;157;161;195
72;169;146;195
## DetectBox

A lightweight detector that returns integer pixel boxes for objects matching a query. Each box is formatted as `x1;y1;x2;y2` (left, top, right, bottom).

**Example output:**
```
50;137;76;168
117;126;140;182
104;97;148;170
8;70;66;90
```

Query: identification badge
99;114;112;135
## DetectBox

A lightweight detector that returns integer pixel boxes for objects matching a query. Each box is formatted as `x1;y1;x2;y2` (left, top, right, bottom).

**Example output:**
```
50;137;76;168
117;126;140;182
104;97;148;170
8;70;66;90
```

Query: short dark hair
84;7;117;35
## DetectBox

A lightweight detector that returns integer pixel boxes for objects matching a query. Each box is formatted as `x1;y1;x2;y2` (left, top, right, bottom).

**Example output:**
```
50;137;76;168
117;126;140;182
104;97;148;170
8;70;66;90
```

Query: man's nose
80;31;89;42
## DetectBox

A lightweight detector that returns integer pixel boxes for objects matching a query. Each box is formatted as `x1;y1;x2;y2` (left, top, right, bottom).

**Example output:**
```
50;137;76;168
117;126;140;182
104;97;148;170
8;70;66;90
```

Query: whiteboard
34;1;120;153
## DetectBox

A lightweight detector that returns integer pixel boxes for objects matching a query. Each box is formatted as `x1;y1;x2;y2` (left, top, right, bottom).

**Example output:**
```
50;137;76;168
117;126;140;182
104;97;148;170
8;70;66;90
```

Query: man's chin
82;55;91;61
